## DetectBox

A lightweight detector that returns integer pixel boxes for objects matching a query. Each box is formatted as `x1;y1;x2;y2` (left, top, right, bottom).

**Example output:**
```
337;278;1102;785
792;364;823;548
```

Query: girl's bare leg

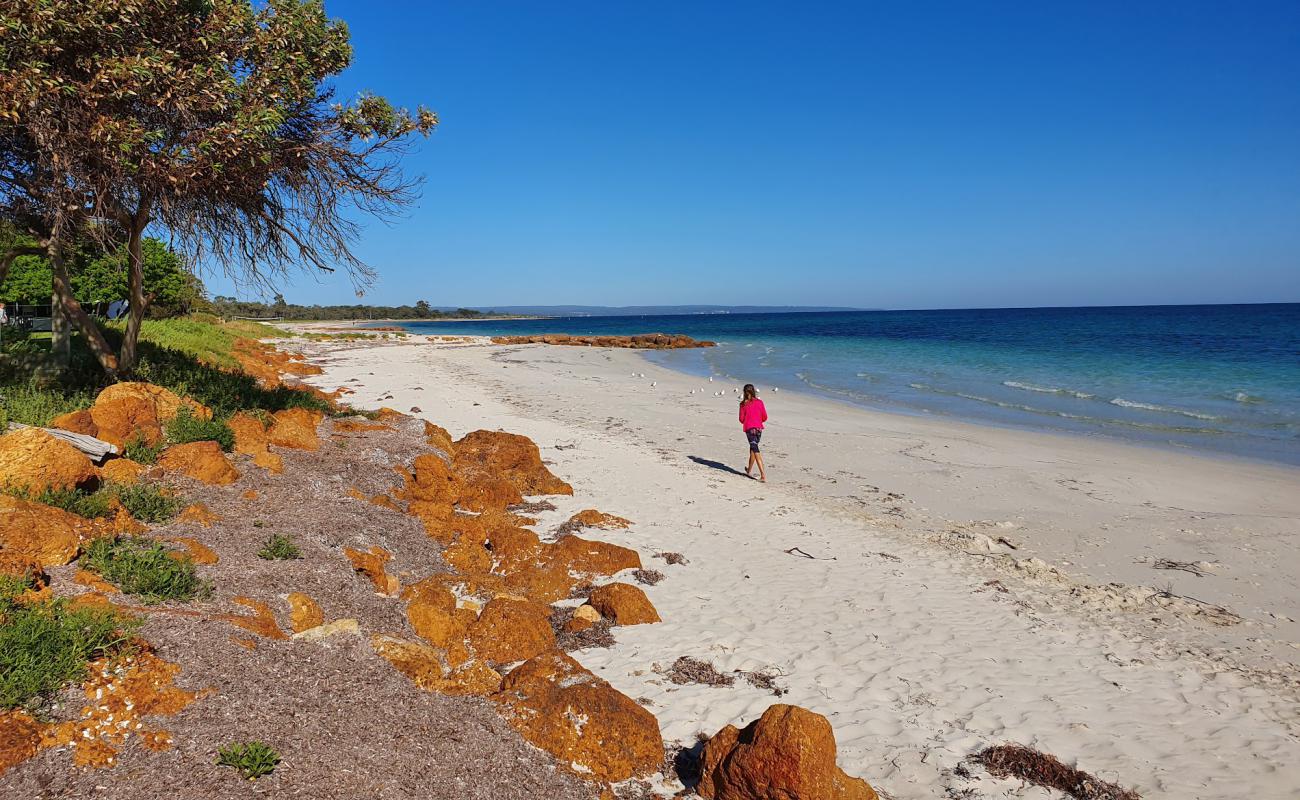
754;452;767;482
745;451;756;476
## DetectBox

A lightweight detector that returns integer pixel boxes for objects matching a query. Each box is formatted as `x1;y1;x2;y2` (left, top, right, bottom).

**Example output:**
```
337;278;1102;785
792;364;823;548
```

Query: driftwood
5;422;118;461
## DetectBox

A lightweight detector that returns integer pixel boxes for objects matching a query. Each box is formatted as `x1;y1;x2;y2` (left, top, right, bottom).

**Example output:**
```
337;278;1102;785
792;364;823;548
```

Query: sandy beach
293;334;1300;799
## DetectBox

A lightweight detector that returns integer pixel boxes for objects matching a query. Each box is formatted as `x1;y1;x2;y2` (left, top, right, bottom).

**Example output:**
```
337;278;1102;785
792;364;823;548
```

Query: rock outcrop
452;430;573;512
586;583;660;625
267;407;324;451
0;427;99;494
696;705;878;800
467;597;557;665
496;650;663;783
0;496;96;567
156;442;240;485
228;412;284;473
99;458;147;486
52;382;210;449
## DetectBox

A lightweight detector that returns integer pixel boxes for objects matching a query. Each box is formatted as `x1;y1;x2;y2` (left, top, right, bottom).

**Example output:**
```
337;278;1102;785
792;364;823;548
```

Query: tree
415;300;431;317
0;0;436;375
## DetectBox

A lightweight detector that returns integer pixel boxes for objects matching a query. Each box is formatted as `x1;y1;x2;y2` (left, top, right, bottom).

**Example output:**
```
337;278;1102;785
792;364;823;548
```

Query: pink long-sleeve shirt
739;398;768;430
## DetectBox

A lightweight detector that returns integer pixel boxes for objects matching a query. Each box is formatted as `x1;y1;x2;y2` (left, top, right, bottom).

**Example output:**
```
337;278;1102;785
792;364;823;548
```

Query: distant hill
462;305;862;317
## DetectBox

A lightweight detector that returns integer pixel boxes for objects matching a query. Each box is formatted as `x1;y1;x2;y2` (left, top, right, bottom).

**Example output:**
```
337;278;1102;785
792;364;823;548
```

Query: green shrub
123;435;165;465
217;740;281;779
82;536;207;603
112;483;184;523
256;534;300;561
165;407;235;451
0;592;139;710
29;486;116;519
0;381;94;427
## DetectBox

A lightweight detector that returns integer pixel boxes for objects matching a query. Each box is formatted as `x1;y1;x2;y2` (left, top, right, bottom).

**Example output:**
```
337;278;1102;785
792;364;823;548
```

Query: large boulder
452;430;572;511
586;582;660;625
267;407;324;451
87;382;210;448
403;578;469;647
99;458;147;486
0;496;95;567
228;412;284;473
0;427;99;494
467;597;556;665
371;634;501;697
496;650;663;783
156;441;240;485
696;705;877;800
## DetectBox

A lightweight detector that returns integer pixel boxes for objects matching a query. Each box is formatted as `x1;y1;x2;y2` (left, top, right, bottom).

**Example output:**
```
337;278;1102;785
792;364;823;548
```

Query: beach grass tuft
216;741;281;779
82;536;208;603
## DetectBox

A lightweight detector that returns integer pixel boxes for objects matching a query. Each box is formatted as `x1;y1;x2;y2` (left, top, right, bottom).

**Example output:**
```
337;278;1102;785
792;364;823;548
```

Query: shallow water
388;304;1300;465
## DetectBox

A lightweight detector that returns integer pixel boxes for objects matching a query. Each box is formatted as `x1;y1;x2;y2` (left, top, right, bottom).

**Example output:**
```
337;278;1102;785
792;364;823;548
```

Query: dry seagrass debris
660;657;734;687
974;744;1140;800
736;668;787;696
654;551;688;566
632;569;664;586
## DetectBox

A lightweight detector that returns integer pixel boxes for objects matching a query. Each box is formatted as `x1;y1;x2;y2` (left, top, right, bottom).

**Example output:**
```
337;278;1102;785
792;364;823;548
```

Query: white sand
300;336;1300;799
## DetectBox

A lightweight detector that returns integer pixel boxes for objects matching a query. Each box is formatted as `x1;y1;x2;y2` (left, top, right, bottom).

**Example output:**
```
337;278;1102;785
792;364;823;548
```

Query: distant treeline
209;296;500;321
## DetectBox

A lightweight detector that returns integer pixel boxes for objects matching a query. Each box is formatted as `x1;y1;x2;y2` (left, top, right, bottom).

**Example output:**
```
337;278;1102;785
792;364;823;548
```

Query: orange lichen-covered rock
452;430;573;512
0;552;47;589
163;536;219;565
587;583;660;626
0;709;45;774
220;597;288;640
157;442;240;486
402;578;465;647
467;598;557;665
96;382;210;423
176;503;220;527
228;412;284;473
88;395;163;449
332;418;392;434
401;453;462;506
424;421;455;456
267;407;324;451
491;333;714;349
344;546;400;596
99;458;147;486
564;604;602;633
496;650;664;783
286;592;324;633
696;705;878;800
49;409;97;437
0;496;90;567
371;635;502;697
551;534;642;577
0;427;99;494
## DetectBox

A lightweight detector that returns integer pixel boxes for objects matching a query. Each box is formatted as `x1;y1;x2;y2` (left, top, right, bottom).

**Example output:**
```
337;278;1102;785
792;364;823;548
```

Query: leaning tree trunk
117;210;150;374
49;281;70;364
49;243;118;376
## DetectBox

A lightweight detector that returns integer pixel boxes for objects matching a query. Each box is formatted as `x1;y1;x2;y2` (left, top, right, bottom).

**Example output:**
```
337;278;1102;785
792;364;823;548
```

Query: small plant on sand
165;407;235;451
123;435;166;465
0;578;139;710
82;536;208;603
257;534;301;561
112;483;184;523
217;741;281;779
27;486;115;518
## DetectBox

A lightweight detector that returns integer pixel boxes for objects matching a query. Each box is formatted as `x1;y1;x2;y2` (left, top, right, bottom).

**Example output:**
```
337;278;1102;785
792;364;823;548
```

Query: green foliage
165;407;235;451
11;486;115;519
123;435;165;465
216;741;282;780
81;536;207;604
0;381;94;427
208;296;500;321
0;590;139;710
112;483;184;523
72;239;206;318
256;534;300;561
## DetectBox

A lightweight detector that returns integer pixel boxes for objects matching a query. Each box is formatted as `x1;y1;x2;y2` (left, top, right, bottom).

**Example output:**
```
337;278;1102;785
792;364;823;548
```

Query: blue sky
207;1;1300;309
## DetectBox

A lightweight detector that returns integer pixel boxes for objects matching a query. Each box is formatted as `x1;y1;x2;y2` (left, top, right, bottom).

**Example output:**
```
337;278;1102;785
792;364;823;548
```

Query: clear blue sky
207;0;1300;309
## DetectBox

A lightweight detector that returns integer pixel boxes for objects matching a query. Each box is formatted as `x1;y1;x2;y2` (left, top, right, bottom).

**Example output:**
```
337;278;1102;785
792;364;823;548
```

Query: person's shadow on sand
688;455;749;478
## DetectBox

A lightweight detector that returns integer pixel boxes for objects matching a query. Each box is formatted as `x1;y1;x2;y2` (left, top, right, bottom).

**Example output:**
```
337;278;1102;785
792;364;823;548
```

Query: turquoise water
387;305;1300;465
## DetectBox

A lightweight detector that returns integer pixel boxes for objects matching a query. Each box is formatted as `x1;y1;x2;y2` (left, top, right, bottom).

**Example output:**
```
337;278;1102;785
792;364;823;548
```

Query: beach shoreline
295;334;1299;799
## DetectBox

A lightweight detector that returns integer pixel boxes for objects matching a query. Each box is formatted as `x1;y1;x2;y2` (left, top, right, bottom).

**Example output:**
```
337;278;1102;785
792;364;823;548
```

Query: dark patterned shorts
745;427;763;453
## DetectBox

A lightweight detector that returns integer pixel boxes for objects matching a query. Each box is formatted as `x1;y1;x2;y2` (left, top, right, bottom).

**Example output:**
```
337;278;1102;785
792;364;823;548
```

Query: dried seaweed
1150;558;1209;577
660;656;735;687
633;569;664;586
654;551;688;566
508;500;557;515
549;606;616;651
737;668;787;696
974;744;1140;800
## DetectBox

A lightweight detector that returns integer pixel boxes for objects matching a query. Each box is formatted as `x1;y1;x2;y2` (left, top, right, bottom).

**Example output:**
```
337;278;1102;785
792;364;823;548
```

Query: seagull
708;376;713;382
650;381;657;387
773;387;779;392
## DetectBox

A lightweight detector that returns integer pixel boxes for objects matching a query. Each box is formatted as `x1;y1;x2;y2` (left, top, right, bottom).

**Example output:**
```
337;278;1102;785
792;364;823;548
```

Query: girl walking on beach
739;383;768;482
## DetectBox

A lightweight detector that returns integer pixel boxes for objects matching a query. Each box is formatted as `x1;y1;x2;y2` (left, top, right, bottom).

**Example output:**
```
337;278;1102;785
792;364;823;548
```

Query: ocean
384;304;1300;466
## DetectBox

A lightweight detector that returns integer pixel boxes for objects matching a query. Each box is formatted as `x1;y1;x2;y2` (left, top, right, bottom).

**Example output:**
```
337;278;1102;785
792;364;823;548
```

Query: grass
2;315;334;424
81;536;208;603
257;534;301;561
165;407;235;451
216;741;281;779
5;482;183;523
0;578;139;711
123;434;166;465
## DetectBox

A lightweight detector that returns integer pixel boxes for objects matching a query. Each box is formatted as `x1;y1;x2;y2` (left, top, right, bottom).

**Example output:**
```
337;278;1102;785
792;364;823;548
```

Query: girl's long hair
741;383;758;405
